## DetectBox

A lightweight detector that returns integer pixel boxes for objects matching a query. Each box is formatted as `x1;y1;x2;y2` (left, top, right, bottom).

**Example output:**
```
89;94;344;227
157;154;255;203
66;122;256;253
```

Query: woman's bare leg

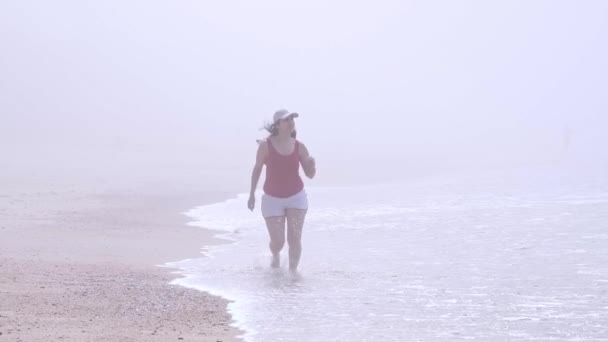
265;216;286;267
286;208;307;271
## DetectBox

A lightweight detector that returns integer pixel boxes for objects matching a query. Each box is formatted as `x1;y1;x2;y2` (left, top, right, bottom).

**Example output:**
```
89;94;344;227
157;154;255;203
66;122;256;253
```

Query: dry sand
0;184;244;341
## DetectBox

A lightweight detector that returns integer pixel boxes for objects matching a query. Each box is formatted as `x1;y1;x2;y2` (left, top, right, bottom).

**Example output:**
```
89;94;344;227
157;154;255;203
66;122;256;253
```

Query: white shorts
261;189;308;218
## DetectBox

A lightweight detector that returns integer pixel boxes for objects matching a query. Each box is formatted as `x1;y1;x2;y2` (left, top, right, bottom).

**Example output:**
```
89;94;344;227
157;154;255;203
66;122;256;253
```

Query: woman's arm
299;142;316;179
248;141;268;210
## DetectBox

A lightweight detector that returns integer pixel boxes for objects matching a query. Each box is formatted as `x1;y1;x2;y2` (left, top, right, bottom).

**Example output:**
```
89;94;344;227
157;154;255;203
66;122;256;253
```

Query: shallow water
167;169;608;341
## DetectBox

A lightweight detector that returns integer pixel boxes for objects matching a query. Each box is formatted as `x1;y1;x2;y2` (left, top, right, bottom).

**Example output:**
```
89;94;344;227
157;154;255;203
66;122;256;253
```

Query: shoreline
0;185;245;341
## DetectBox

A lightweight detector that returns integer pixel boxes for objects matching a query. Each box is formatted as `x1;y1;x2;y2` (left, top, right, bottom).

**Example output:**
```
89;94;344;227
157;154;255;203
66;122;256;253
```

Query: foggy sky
1;1;607;188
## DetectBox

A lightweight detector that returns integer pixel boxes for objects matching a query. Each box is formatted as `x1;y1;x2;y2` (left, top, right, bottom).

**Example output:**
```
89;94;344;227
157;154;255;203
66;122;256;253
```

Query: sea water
166;168;608;341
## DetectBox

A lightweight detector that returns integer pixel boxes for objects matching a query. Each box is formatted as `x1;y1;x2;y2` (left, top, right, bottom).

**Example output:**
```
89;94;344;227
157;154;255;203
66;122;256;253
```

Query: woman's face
278;115;296;132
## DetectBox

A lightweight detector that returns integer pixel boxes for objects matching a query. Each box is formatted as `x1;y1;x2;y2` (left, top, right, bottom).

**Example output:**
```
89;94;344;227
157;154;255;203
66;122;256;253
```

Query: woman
248;109;316;271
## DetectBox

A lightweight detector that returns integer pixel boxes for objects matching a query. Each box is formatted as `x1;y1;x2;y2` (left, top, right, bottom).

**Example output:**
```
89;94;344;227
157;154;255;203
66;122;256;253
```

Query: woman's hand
298;143;316;179
247;194;255;211
307;156;316;169
304;156;316;178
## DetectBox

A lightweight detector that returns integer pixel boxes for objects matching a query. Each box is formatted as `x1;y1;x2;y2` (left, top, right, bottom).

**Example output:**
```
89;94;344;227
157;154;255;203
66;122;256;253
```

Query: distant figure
248;109;316;271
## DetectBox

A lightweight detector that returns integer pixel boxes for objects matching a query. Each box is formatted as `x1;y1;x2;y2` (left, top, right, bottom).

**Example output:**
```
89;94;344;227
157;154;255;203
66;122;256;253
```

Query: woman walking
248;109;316;271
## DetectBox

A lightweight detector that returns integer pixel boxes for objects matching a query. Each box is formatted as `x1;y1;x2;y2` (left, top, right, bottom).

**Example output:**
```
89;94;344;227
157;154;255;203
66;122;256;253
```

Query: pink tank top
263;139;304;198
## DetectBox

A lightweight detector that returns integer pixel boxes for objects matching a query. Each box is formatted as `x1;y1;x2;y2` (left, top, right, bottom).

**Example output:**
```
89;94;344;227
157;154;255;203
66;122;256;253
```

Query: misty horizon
2;1;607;189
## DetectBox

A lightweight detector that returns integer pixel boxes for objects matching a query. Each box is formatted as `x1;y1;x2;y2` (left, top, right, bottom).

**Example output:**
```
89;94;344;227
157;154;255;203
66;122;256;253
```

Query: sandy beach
0;183;244;341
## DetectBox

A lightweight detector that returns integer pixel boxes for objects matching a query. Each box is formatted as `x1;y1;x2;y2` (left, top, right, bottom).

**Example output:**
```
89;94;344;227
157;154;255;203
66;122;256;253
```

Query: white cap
273;109;299;123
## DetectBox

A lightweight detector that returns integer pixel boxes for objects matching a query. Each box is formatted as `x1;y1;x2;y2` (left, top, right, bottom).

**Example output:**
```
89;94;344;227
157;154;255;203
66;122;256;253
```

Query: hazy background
1;0;607;191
